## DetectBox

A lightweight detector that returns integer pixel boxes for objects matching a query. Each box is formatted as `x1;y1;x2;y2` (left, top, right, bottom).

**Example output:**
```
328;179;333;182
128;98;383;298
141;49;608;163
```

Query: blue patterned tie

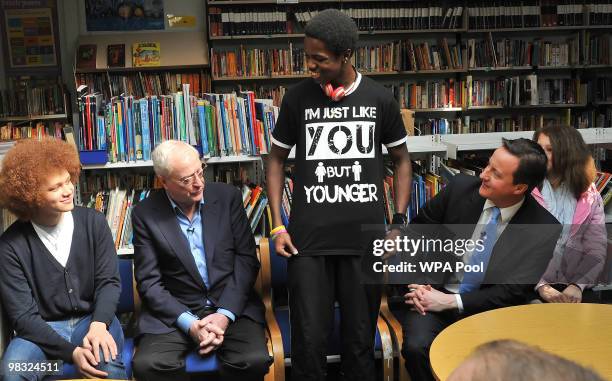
459;206;501;293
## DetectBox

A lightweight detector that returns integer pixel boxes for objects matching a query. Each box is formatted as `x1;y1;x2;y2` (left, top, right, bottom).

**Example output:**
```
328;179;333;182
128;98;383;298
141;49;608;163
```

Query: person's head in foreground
448;339;606;381
478;138;547;208
0;137;80;226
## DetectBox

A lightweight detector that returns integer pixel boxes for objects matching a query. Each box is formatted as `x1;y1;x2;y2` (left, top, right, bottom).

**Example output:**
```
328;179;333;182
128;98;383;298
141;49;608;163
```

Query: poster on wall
4;7;57;68
85;0;165;31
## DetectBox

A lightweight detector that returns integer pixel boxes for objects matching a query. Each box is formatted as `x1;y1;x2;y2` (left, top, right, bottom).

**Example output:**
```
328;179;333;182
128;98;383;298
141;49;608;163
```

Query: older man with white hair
131;140;270;381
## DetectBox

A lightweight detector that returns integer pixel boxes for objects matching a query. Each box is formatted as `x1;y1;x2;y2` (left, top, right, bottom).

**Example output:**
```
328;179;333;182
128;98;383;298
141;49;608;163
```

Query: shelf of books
207;0;612;141
0;76;70;143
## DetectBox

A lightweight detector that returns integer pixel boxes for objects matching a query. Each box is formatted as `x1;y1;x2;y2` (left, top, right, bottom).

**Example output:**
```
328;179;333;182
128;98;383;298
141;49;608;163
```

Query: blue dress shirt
166;193;235;334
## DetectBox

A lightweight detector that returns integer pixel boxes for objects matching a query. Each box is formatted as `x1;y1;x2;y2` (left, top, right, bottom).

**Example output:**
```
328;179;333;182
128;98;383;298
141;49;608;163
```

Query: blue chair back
266;237;383;358
117;258;135;314
269;239;288;290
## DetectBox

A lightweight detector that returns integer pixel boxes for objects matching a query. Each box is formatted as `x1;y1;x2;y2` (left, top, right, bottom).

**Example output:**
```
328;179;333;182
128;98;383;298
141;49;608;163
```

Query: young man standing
266;9;412;381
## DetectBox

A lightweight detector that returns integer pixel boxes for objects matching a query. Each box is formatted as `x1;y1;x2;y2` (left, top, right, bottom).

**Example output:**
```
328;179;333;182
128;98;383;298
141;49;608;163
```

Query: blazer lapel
486;197;531;278
153;192;207;291
202;189;219;275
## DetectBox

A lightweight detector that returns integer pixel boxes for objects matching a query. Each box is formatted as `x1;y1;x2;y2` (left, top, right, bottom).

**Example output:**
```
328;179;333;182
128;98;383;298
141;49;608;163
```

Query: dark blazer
0;207;120;361
131;183;264;336
411;174;561;315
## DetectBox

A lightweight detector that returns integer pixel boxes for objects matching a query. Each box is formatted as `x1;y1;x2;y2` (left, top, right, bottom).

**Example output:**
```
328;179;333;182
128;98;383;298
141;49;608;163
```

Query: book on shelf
107;44;126;68
1;79;66;117
76;70;211;101
382;161;444;223
0;121;65;141
211;44;305;78
388;78;467;110
467;2;585;30
132;42;161;67
78;88;278;163
0;209;17;234
209;6;293;37
595;171;612;193
77;44;97;69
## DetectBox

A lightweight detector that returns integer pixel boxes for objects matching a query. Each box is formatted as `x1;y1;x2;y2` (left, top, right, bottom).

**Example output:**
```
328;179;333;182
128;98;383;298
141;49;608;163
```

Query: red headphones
323;83;347;102
321;72;360;102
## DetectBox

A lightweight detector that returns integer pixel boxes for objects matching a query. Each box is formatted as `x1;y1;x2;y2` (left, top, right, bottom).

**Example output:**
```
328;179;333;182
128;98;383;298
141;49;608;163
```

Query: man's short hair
448;340;606;381
502;138;547;192
152;140;199;178
304;9;358;56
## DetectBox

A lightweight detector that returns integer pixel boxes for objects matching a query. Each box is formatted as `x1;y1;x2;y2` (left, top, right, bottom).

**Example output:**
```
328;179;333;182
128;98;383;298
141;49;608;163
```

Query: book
132;42;161;67
107;44;125;68
77;44;97;69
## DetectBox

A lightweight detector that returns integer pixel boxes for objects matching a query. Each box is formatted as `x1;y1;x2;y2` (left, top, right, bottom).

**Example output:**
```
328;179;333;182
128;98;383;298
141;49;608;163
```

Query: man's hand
538;284;568;303
274;232;298;258
562;284;583;303
198;313;229;354
72;346;108;379
82;321;117;363
405;284;457;313
404;284;432;315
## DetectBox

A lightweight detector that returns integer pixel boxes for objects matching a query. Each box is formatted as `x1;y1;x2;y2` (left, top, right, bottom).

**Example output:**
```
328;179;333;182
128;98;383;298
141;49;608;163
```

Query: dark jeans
2;314;127;380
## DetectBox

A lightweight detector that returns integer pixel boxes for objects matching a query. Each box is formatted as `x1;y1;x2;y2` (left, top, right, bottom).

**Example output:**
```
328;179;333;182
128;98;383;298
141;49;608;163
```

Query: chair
184;245;276;380
259;238;396;381
61;258;137;379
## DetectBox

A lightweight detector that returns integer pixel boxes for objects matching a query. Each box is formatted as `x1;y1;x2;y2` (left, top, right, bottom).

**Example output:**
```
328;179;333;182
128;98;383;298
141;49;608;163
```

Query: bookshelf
206;0;612;135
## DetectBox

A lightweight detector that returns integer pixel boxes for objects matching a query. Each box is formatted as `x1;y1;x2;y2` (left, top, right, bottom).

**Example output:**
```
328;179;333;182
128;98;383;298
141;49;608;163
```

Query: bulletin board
4;7;57;68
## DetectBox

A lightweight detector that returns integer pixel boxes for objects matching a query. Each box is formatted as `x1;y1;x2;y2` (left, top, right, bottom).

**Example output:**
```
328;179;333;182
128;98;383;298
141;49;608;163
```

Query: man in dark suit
400;138;561;381
131;140;270;381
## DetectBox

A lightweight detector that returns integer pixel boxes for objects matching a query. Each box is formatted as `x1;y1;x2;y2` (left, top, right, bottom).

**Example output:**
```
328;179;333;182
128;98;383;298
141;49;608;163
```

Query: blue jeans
2;315;127;380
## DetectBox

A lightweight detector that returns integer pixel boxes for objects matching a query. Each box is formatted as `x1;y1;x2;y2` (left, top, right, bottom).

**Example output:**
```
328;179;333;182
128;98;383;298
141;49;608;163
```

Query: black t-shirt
272;73;407;256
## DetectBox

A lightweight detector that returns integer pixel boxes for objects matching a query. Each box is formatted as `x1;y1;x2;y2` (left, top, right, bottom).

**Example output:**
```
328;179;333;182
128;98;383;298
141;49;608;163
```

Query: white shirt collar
31;211;74;267
483;197;524;224
343;70;362;96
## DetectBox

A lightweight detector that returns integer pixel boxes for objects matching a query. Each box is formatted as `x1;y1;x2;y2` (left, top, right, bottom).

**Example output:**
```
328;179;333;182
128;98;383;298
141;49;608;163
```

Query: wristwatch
391;213;408;227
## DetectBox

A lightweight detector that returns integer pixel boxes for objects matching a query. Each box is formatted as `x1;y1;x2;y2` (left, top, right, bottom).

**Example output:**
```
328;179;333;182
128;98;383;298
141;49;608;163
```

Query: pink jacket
532;184;607;290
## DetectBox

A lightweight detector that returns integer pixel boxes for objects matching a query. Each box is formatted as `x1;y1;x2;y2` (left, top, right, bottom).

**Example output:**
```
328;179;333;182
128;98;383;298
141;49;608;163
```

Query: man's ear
158;175;168;189
513;183;528;195
343;49;352;63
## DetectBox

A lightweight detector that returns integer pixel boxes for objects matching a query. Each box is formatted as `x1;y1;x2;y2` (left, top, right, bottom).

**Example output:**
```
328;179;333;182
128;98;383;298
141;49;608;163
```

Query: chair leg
380;297;410;381
377;316;394;381
264;329;275;381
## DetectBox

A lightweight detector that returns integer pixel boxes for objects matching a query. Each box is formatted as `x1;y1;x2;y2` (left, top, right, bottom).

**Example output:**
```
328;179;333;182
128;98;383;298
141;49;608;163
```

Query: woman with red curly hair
0;138;127;380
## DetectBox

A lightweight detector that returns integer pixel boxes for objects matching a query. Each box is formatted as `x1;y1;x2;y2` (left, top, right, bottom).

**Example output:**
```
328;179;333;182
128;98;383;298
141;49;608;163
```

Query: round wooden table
430;303;612;380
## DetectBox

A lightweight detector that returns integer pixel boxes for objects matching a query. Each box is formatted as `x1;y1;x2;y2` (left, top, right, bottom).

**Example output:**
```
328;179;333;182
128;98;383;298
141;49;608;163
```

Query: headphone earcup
324;83;334;97
323;83;346;101
330;86;346;101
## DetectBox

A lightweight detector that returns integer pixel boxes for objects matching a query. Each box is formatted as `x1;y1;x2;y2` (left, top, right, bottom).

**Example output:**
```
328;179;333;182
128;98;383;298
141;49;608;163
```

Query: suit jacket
131;183;265;336
412;174;561;315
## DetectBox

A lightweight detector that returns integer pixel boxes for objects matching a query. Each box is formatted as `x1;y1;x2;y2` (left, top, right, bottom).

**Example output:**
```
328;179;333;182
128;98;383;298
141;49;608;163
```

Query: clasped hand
404;284;457;314
72;321;117;378
189;313;229;355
